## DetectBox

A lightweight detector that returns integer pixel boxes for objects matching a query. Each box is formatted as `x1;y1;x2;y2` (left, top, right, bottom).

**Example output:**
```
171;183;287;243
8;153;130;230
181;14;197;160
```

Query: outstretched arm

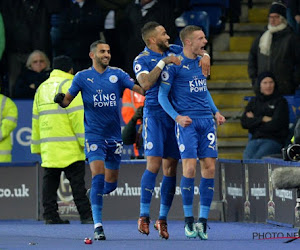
132;84;145;96
137;56;181;91
206;91;226;125
158;82;192;127
54;92;75;108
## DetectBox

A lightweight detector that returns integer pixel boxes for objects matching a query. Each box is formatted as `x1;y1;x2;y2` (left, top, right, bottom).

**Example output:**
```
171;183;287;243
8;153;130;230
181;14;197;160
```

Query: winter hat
256;71;276;86
254;71;279;96
255;71;278;96
269;1;287;18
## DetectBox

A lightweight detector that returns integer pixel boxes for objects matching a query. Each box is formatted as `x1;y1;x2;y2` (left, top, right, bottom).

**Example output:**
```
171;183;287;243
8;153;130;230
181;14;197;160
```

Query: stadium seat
175;10;210;41
189;0;229;35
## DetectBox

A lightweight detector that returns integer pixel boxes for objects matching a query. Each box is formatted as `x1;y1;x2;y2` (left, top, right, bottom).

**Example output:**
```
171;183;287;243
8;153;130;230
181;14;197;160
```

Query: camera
282;144;300;161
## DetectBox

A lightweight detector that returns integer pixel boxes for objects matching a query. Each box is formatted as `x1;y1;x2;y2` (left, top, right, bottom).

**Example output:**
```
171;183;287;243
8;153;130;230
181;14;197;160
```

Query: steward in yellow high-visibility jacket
31;55;92;224
31;67;85;168
0;94;18;162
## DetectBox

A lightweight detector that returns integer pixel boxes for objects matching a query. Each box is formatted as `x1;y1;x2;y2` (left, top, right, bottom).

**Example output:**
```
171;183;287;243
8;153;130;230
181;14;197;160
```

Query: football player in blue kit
133;21;211;239
54;40;144;240
158;25;226;240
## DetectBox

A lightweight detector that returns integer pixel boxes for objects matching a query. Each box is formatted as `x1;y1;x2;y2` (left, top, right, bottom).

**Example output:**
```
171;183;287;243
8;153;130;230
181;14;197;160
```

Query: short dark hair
90;40;107;52
180;25;202;45
141;21;161;44
52;55;73;72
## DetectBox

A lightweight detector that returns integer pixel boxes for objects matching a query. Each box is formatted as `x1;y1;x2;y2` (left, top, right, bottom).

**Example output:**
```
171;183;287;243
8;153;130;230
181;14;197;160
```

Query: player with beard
54;40;144;240
133;21;211;239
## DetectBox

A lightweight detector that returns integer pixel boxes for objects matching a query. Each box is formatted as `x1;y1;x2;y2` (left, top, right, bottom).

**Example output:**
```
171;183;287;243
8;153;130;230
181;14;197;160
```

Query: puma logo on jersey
208;187;214;191
208;145;215;150
183;65;190;70
87;78;94;83
151;59;157;62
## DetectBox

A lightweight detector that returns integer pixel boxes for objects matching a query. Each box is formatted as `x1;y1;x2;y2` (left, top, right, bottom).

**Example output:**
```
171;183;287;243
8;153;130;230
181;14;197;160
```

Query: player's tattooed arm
132;84;145;96
137;56;180;91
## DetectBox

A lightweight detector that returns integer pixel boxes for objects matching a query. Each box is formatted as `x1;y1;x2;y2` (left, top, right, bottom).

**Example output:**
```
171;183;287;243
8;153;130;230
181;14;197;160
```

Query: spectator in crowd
229;0;242;23
1;0;61;97
0;94;18;162
248;1;300;95
0;11;6;95
52;0;105;73
0;12;4;61
31;55;93;224
95;0;132;69
289;0;300;34
121;0;180;77
292;116;300;144
121;89;145;159
122;99;144;159
241;72;289;159
14;50;51;99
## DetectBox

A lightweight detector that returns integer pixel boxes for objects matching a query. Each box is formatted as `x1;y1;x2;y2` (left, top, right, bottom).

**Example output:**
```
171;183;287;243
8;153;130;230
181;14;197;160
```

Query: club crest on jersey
134;64;142;73
90;144;98;151
109;75;118;83
161;71;169;81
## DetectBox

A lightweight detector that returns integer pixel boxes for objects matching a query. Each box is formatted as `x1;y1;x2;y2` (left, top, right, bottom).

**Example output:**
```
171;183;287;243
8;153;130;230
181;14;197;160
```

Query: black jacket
294;117;300;144
121;1;178;77
55;0;104;60
290;0;300;17
1;0;60;56
14;68;51;99
241;92;289;145
248;26;300;95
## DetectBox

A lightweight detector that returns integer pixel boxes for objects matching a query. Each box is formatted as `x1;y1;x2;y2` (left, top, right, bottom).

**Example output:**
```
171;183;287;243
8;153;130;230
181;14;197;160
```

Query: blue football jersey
68;66;135;140
161;52;212;119
133;45;182;117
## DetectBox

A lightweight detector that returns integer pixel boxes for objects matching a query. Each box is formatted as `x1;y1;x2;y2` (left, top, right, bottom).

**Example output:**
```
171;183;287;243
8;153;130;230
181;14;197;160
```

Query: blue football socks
199;177;215;220
140;169;157;217
103;181;117;194
159;175;176;220
91;174;104;225
180;176;195;218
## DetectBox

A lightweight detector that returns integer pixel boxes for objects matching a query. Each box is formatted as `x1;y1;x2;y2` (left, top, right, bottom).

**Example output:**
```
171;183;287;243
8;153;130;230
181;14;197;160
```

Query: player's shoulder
74;67;93;77
168;44;183;54
108;66;128;75
165;55;184;71
134;50;150;62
